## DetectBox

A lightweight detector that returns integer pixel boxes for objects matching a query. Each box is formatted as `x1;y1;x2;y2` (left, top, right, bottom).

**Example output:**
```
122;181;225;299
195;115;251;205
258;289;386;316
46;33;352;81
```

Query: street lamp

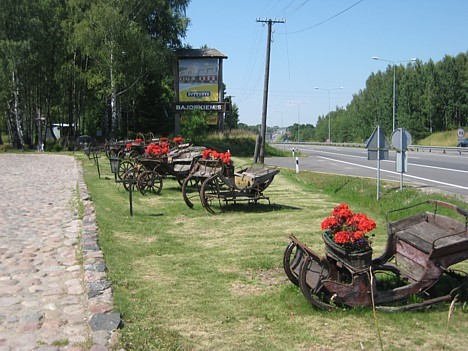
273;110;289;130
372;56;417;131
288;101;308;142
314;87;343;142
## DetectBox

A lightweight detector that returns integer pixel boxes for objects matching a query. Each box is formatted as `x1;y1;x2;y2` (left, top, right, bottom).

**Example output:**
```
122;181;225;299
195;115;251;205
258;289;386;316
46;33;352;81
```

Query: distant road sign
457;128;465;138
391;128;412;150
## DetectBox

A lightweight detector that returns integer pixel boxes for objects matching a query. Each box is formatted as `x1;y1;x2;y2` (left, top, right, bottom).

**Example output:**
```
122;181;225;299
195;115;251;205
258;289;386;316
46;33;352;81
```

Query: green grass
417;129;464;147
81;154;467;350
201;132;289;157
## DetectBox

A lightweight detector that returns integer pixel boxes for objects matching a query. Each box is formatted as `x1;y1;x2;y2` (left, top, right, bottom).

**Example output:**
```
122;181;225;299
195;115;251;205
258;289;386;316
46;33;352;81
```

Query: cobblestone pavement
0;154;120;351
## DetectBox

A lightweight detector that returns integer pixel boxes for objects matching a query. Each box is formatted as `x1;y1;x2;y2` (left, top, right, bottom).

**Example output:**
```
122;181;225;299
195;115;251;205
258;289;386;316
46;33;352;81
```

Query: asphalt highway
265;144;468;202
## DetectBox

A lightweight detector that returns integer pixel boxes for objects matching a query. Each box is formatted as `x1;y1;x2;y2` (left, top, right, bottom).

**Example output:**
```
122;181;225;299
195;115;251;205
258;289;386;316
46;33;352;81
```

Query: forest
313;52;467;143
1;1;466;149
0;0;191;149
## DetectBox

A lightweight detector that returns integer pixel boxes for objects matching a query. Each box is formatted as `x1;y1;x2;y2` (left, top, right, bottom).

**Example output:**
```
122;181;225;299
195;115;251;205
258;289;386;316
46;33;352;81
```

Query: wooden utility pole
256;18;284;163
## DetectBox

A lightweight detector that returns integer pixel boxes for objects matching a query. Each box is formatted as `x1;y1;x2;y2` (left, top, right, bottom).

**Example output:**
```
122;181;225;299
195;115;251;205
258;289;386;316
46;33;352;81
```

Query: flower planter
323;232;372;270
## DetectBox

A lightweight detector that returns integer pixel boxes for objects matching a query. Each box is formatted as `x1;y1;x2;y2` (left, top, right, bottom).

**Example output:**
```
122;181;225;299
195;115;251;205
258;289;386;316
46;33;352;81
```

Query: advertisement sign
178;59;219;102
173;102;226;112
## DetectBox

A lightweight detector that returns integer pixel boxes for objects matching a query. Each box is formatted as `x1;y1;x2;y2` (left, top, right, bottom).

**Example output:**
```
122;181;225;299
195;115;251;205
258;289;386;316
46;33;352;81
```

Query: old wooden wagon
283;200;468;311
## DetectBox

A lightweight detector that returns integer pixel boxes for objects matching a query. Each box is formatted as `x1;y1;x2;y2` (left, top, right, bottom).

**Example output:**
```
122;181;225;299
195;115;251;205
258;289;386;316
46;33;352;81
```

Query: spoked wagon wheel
181;175;202;208
137;170;163;195
298;256;336;311
200;174;229;214
118;160;134;181
283;241;304;287
122;167;140;192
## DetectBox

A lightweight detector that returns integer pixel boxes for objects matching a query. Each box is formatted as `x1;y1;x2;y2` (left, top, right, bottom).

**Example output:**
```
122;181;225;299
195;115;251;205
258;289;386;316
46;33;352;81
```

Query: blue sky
182;0;468;128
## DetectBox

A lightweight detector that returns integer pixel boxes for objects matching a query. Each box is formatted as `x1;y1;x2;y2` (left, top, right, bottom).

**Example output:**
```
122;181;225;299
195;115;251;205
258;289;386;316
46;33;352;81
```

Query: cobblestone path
0;154;119;351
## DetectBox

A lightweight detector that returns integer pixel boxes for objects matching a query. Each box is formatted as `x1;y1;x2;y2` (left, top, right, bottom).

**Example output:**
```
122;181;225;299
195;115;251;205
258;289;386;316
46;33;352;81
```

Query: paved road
0;154;119;351
266;144;468;202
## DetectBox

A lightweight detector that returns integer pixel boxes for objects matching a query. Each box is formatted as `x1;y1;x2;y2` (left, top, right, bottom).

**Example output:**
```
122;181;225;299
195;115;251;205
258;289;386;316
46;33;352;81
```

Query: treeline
315;52;467;143
0;0;190;148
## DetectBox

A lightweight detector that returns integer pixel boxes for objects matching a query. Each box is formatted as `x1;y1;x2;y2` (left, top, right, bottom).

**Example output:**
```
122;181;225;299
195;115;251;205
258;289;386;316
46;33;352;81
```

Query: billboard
178;59;219;102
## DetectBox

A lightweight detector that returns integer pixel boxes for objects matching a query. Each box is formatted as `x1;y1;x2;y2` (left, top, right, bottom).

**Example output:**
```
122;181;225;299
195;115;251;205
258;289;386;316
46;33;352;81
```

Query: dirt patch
231;268;287;296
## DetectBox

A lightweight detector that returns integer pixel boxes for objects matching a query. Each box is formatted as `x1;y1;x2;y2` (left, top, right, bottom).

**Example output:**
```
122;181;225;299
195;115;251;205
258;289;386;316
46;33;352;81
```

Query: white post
377;126;381;200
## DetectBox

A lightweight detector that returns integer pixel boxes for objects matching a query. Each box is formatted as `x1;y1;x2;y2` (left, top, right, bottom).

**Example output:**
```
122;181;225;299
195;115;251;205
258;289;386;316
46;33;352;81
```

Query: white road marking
316;156;468;190
312;149;468;174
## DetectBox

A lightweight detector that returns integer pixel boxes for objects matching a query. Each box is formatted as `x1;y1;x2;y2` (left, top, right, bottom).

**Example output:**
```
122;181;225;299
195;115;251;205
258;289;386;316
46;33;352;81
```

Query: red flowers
321;203;376;252
146;141;170;157
173;136;184;144
202;149;232;164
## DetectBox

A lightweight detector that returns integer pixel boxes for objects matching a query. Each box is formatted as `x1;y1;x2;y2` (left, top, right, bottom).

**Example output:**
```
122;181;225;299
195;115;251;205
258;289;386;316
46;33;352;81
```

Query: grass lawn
80;154;467;351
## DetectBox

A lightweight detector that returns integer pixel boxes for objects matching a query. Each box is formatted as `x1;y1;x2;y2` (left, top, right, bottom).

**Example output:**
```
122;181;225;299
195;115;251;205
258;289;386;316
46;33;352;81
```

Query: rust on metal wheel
182;175;201;208
137;170;163;195
200;174;227;214
283;241;303;287
298;256;336;311
118;160;134;181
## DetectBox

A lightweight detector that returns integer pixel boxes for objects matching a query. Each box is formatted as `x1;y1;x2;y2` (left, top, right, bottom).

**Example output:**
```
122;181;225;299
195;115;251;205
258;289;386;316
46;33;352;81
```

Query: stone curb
76;162;121;350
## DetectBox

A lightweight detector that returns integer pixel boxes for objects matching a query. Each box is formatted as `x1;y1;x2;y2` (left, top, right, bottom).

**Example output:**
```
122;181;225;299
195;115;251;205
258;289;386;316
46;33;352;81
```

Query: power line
283;0;365;34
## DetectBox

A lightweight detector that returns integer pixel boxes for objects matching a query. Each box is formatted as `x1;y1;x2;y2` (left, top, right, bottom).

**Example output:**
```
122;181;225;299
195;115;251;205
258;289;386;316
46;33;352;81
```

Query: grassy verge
416;130;463;147
200;132;290;157
80;154;467;351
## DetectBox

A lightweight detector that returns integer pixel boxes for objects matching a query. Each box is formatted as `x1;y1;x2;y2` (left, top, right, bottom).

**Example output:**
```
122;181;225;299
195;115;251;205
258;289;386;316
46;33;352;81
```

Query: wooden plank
395;213;468;257
397;221;449;253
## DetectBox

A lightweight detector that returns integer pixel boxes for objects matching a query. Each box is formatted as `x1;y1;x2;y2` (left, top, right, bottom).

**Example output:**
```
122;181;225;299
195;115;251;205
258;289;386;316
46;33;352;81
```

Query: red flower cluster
126;138;143;149
146;142;170;157
202;149;232;164
173;136;184;144
321;203;376;252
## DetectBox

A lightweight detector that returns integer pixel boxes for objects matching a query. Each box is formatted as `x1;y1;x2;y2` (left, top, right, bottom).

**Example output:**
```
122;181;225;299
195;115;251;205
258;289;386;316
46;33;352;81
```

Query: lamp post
109;156;134;216
288;101;308;142
314;87;343;142
372;56;416;131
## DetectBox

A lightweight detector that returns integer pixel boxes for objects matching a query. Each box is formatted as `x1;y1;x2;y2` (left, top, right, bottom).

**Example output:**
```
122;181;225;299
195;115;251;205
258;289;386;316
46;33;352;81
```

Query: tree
68;0;189;138
180;109;208;143
312;52;467;143
225;100;239;132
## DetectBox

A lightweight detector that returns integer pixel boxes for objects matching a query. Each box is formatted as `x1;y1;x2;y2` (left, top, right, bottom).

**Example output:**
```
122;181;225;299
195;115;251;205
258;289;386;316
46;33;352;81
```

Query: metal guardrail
271;141;468;155
408;145;468;155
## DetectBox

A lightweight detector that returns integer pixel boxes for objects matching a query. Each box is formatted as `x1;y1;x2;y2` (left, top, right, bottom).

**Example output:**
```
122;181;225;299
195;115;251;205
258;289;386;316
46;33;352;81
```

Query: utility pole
256;18;285;163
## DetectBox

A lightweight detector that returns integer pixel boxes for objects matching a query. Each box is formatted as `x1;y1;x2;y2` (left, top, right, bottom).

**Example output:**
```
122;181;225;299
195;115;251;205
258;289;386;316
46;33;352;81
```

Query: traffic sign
391;128;412;150
457;128;465;138
365;126;391;150
365;125;390;200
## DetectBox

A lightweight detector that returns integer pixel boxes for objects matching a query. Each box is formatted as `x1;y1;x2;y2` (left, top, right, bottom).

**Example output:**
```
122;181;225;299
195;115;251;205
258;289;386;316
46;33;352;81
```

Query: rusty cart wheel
283;241;303;287
118;160;134;181
182;175;202;208
137;170;163;195
298;256;335;311
200;174;229;214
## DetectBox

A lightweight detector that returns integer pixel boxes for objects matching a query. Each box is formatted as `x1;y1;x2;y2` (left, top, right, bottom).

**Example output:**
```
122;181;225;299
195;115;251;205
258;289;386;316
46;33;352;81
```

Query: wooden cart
121;146;205;195
200;164;280;214
283;200;468;311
